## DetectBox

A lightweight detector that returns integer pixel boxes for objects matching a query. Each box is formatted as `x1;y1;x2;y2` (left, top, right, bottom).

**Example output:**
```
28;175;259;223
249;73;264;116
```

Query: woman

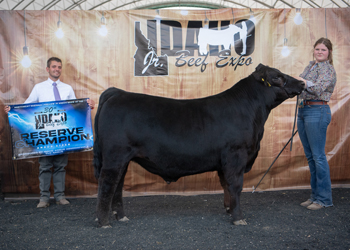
297;37;336;210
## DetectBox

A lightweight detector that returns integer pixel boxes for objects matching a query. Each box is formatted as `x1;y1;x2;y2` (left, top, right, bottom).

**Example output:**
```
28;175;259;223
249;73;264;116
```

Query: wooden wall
0;8;349;197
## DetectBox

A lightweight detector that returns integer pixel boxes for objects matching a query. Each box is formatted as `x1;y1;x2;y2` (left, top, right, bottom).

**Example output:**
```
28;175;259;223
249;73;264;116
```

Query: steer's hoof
95;217;112;228
233;219;247;225
119;216;129;222
101;225;112;229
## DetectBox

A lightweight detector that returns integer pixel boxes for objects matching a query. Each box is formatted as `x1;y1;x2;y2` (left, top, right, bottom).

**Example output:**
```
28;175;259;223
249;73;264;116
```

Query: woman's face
314;43;330;63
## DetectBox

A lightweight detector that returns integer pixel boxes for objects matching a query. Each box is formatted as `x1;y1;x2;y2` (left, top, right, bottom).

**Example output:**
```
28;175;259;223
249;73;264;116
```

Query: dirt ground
0;188;349;250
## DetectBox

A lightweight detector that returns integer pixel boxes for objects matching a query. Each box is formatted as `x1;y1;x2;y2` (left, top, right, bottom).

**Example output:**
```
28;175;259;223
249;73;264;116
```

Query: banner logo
35;108;67;129
134;19;255;76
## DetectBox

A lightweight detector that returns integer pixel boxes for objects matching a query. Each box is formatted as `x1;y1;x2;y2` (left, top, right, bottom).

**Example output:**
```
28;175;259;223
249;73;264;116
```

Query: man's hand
4;106;11;114
87;99;95;109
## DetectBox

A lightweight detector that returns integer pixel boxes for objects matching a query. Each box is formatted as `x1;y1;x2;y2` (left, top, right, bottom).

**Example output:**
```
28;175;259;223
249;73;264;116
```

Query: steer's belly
132;154;220;183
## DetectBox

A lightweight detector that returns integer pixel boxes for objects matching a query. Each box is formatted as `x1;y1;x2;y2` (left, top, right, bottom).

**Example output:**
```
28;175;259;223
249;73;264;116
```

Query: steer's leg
96;169;117;227
227;173;246;225
218;171;230;212
223;150;247;225
97;159;128;228
111;167;129;222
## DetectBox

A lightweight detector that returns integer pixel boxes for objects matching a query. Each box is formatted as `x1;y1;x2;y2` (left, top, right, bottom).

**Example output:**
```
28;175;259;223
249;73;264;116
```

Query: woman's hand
295;76;307;85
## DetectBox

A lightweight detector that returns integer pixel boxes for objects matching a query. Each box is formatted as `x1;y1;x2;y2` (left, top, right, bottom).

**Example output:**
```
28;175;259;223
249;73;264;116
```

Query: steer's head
252;64;305;99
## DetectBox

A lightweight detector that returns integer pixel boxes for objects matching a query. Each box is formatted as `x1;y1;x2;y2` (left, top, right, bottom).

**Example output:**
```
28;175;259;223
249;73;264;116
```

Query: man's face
46;61;62;81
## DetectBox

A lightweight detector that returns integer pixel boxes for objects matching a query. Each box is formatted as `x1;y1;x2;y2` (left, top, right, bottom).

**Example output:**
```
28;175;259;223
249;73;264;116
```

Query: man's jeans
297;104;333;207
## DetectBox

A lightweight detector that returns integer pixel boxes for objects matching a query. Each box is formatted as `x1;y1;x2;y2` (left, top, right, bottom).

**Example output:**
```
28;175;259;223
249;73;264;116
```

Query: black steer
93;64;305;227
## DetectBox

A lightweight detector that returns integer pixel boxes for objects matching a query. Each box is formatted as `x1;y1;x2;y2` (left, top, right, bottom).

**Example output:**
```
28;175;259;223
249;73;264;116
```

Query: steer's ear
252;64;272;87
255;63;265;72
252;63;267;83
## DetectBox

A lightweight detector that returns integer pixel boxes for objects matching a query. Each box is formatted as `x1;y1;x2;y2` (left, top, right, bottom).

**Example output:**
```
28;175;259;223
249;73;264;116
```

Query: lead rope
252;96;299;193
290;95;299;151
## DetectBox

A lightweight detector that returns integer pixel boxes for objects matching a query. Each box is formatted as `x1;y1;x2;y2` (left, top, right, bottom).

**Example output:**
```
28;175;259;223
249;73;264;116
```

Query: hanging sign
7;98;93;160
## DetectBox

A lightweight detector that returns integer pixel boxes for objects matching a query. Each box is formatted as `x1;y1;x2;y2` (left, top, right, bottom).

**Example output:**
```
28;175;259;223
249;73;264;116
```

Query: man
4;57;94;208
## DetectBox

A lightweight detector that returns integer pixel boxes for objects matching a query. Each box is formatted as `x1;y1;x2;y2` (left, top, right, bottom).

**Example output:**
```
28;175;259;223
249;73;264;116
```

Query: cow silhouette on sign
198;21;249;55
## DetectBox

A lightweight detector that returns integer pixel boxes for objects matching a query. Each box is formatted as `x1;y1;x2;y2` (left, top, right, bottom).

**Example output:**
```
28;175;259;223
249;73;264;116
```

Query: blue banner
8;98;93;160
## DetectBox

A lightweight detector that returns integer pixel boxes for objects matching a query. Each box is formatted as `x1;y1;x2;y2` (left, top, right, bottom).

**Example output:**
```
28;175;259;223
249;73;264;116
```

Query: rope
252;130;298;193
290;95;299;151
252;97;300;193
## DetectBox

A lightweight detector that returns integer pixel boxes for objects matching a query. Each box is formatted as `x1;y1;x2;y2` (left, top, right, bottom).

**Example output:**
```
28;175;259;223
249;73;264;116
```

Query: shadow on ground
0;188;349;249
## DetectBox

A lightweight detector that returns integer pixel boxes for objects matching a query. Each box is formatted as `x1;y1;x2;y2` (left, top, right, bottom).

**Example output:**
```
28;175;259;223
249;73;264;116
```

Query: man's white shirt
25;78;76;103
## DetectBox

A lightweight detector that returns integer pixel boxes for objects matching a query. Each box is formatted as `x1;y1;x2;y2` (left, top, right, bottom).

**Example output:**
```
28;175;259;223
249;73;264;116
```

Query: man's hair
47;57;62;68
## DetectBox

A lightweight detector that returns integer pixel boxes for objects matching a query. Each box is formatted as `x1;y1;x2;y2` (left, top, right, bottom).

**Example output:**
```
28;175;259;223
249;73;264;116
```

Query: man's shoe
307;203;324;210
300;200;313;207
56;198;70;205
37;201;50;208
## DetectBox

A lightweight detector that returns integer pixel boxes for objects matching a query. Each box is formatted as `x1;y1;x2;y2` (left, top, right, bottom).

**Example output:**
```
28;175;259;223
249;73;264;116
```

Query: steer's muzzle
285;79;306;97
298;80;306;93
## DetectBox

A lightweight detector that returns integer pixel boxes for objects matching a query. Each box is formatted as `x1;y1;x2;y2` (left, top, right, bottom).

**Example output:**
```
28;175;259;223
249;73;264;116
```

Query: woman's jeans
297;104;333;207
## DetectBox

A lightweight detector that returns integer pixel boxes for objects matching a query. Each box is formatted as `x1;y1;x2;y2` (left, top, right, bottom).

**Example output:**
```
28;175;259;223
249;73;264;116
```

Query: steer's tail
93;87;118;179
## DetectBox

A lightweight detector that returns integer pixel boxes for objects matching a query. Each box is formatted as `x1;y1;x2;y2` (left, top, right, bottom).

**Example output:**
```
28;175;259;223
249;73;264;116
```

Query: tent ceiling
0;0;349;11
